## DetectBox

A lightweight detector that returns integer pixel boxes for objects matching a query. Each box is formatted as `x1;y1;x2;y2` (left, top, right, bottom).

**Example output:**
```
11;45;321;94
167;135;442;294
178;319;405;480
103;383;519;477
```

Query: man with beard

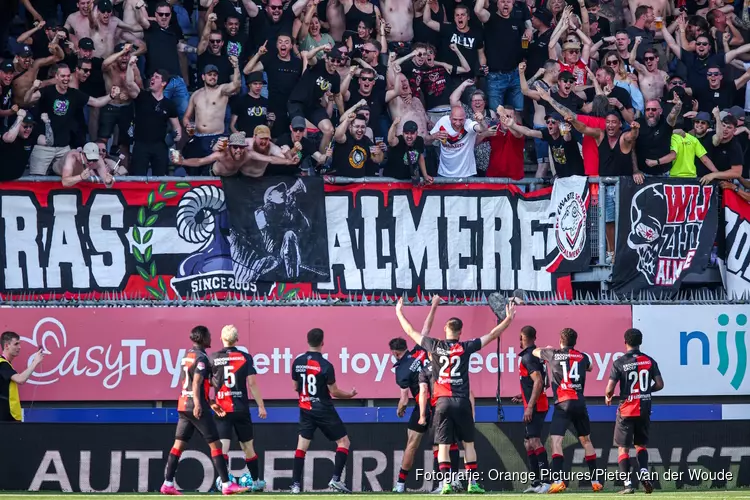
60;141;116;186
288;47;345;153
629;40;667;102
274;116;331;175
0;61;17;133
385;116;431;181
12;43;65;106
68;58;95;148
89;0;143;59
582;66;634;123
174;129;300;177
0;110;38;181
124;59;181;176
230;71;269;135
343;67;385;137
332;106;385;177
181;59;241;174
694;65;750;113
16;20;67;79
572;112;640;263
250;0;309;53
198;17;232;85
100;43;143;166
636;95;681;176
386;72;428;137
244;35;303;137
64;0;95;44
24;63;121;175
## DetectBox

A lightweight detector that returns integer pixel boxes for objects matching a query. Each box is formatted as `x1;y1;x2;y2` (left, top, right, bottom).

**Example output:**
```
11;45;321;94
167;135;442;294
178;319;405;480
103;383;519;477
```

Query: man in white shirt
427;106;486;177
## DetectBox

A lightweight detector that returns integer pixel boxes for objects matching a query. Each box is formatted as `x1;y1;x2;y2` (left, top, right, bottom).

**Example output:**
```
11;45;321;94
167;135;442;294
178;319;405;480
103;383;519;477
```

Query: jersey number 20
628;369;649;392
438;355;460;377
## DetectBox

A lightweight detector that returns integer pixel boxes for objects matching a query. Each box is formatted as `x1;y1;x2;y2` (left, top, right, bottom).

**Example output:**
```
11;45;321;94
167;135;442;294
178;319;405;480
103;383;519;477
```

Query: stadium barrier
2;422;747;493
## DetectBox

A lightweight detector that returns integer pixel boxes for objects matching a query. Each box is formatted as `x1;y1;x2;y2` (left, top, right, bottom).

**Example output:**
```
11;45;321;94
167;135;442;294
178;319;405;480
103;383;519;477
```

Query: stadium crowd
2;0;750;193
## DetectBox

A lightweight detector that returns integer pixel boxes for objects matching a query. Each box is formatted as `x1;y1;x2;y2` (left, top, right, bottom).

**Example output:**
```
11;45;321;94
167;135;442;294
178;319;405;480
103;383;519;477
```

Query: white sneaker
451;480;464;492
523;485;538;493
328;479;351;493
393;482;405;493
432;484;443;494
536;483;550;494
291;483;301;494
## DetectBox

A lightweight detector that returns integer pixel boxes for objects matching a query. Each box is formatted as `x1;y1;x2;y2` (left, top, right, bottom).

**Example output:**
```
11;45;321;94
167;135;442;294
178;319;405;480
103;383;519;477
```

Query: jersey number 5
223;365;236;389
561;361;580;382
628;369;649;392
299;374;317;395
438;355;460;378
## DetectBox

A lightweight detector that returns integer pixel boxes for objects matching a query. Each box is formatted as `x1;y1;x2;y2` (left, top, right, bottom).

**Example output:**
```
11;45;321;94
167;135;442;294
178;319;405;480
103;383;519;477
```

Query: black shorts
407;403;432;433
525;409;548;439
175;410;220;443
299;408;347;442
550;401;591;437
433;397;475;445
98;103;134;143
613;412;650;447
215;411;254;443
287;102;330;127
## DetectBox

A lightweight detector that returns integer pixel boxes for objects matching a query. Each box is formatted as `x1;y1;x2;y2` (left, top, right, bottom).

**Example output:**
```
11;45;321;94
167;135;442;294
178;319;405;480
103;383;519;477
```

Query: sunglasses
156;12;171;17
695;41;709;46
230;145;246;149
268;5;283;9
694;120;709;125
546;119;558;124
566;49;580;54
210;39;222;44
361;48;377;53
561;78;575;83
645;107;659;112
644;56;655;61
293;127;305;132
670;80;685;85
707;71;721;76
606;59;619;66
360;77;374;82
80;68;91;73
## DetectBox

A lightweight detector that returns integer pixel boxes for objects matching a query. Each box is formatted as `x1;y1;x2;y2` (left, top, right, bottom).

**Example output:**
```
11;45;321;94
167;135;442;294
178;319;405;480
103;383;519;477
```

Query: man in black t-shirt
385;117;430;181
230;71;269;136
197;21;233;85
422;4;485;83
211;325;267;491
331;108;384;177
125;60;181;175
223;14;251;67
250;0;308;51
541;71;584;117
635;96;681;176
0;111;37;181
700;114;744;182
344;67;385;138
288;48;344;151
694;65;750;113
290;328;357;494
273;116;329;175
582;67;634;123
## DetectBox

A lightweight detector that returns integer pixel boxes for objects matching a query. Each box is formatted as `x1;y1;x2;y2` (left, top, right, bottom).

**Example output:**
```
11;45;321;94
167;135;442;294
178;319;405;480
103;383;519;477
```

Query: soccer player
533;328;602;494
161;325;247;496
390;295;440;493
211;325;268;491
395;297;516;494
514;326;551;494
605;328;664;495
291;328;358;494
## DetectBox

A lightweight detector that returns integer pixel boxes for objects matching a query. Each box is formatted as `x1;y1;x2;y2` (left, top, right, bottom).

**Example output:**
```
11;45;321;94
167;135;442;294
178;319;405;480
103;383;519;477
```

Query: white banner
633;305;749;395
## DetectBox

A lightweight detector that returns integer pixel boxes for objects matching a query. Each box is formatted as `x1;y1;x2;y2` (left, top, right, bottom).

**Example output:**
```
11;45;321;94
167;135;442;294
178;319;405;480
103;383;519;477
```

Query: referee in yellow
0;332;44;422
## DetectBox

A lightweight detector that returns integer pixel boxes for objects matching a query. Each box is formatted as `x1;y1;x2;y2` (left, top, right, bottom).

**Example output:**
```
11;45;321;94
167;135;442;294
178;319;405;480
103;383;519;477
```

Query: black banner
612;178;718;294
222;176;330;284
2;422;747;492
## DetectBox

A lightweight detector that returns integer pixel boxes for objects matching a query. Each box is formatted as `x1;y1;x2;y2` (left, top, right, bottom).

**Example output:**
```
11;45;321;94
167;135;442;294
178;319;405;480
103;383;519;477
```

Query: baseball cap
290;116;307;129
559;70;575;82
728;105;745;120
532;8;553;26
0;60;13;73
22;113;35;125
79;37;95;50
694;111;712;122
114;42;129;53
44;19;60;29
254;125;271;138
229;132;247;147
16;45;33;57
98;0;113;12
247;71;265;83
544;112;564;122
203;64;219;75
403;120;418;133
83;142;100;161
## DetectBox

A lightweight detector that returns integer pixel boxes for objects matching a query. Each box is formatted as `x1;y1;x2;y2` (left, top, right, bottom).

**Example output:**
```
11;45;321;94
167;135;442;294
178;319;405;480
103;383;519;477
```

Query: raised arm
241;0;260;17
665;92;683;127
724;42;750;64
629;37;648;74
292;0;310;17
661;23;683;58
450;79;473;107
519;63;542;100
334;111;355;143
473;0;490;24
571;116;603;137
450;43;471;75
244;42;267;74
88;86;117;108
734;65;750;89
479;302;516;348
422;1;441;32
102;43;132;70
135;2;151;29
299;0;317;40
23;79;42;106
198;10;217;55
2;111;26;143
220;56;241;96
17;21;45;45
713;106;723;147
175;151;223;167
387;116;401;147
395;297;424;347
421;294;441;336
504;114;543;138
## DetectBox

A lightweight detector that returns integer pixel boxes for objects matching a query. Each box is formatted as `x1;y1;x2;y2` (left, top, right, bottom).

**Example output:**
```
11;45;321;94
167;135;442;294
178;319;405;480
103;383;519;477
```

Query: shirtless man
174;129;299;177
64;0;95;44
12;43;65;106
88;0;143;59
630;38;667;101
628;0;668;24
120;0;145;45
380;0;413;44
101;43;143;164
181;58;241;171
60;142;115;187
326;0;347;42
386;72;428;137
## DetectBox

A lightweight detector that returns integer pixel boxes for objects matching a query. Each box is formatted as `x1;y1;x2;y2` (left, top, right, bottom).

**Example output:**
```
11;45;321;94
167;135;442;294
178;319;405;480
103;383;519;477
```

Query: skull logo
627;184;667;285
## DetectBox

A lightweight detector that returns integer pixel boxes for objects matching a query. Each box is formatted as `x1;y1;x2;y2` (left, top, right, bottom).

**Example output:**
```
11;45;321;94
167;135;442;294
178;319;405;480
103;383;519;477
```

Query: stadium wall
1;422;747;493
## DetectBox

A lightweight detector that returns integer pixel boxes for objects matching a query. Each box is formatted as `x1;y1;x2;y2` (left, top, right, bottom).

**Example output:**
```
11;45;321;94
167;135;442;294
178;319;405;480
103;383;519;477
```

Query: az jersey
178;347;212;412
539;347;590;405
292;351;335;411
211;347;257;413
519;345;549;412
609;349;661;418
422;337;481;400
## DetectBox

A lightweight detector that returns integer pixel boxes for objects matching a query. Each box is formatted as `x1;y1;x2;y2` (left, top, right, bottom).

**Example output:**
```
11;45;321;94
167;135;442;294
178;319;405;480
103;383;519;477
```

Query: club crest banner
721;188;750;299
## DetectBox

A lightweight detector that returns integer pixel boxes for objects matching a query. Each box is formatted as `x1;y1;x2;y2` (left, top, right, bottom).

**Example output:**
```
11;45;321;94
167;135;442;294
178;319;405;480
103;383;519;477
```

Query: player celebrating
291;328;358;494
514;326;551;494
390;295;440;493
533;328;602;494
161;325;247;496
395;297;516;494
605;328;664;495
211;325;268;492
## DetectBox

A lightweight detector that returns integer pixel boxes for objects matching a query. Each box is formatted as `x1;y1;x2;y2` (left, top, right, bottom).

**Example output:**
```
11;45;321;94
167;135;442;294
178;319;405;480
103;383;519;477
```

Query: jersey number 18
300;374;317;395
